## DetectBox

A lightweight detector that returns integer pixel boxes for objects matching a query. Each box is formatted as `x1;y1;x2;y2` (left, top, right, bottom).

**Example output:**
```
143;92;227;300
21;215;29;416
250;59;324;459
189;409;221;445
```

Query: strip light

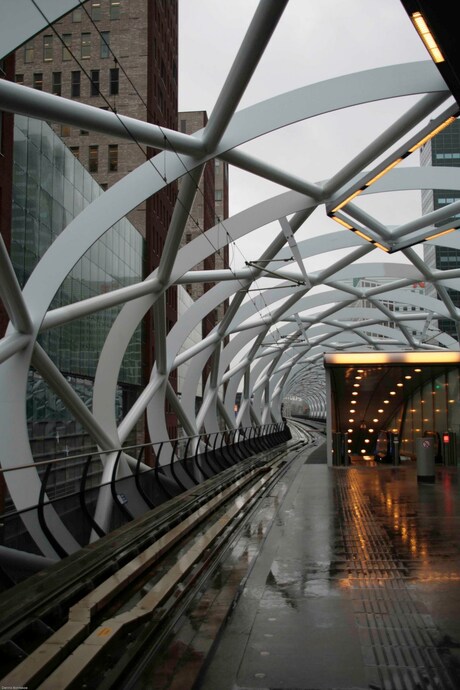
366;158;402;186
408;116;456;153
354;230;373;242
331;189;363;213
325;351;460;365
373;242;390;253
329;116;457;216
411;12;444;64
330;216;354;230
425;227;456;241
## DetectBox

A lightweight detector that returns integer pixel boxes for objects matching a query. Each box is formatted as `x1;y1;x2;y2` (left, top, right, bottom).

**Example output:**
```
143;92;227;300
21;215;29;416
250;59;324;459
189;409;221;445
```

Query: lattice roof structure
1;0;460;553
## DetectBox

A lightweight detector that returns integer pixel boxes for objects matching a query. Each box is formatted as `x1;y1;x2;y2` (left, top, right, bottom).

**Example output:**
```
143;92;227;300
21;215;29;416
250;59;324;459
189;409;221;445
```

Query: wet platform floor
197;443;460;690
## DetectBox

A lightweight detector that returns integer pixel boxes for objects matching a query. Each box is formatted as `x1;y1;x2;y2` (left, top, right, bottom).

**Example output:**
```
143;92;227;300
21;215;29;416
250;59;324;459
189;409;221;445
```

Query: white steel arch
1;0;460;555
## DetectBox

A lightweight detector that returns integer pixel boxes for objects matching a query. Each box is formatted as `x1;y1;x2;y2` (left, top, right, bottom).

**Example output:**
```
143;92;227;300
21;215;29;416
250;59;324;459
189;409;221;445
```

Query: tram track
0;428;313;689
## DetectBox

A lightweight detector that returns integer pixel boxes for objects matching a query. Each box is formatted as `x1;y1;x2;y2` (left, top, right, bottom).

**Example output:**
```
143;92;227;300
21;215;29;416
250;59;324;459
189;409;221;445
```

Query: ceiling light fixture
411;11;444;63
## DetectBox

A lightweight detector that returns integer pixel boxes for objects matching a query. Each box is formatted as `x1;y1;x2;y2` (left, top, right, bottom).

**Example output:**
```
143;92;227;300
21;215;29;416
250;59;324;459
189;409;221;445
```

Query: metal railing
0;423;291;557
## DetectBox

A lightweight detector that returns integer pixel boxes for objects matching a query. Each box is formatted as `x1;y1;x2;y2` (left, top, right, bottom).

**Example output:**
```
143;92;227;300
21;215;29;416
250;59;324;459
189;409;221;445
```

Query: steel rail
0;428;308;687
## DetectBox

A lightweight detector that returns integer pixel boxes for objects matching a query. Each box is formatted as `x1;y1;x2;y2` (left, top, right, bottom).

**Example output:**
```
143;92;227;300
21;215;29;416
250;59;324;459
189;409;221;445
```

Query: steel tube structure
0;1;460;556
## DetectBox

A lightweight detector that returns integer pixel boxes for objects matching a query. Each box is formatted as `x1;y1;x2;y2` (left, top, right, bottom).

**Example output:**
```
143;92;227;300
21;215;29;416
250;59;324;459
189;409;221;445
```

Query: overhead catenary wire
29;0;288;342
70;0;287;339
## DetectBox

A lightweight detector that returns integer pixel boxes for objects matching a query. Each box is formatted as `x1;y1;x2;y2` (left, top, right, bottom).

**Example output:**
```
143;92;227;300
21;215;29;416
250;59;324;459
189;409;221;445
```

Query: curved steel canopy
1;0;460;555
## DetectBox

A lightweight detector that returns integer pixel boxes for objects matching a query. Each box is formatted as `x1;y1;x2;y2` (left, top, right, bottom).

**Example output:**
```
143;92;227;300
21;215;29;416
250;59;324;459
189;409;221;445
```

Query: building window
91;2;102;20
108;144;118;171
70;146;79;160
180;119;187;133
71;71;81;98
81;33;91;59
89;145;98;172
90;69;100;96
215;190;222;201
72;8;82;22
52;72;61;96
80;130;89;136
33;73;43;90
109;68;119;95
15;74;24;85
62;34;72;61
61;125;71;137
110;0;121;19
100;31;110;58
24;42;34;63
43;35;53;61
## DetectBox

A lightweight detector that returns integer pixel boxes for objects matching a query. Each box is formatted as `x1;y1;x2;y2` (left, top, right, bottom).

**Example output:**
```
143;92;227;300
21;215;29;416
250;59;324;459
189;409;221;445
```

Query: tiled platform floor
199;442;460;690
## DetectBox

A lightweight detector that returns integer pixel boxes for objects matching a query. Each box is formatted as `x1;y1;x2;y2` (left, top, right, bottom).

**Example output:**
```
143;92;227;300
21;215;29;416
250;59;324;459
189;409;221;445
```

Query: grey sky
178;0;435;272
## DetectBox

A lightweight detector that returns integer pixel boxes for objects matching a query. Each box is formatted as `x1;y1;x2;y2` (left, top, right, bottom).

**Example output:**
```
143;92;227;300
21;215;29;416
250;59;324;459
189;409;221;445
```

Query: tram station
1;1;460;688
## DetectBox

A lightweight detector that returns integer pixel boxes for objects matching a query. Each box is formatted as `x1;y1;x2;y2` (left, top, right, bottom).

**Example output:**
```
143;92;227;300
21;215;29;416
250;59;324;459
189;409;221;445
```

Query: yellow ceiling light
331;189;363;213
408;116;456;154
374;242;390;253
411;12;444;64
366;158;403;187
426;227;456;241
325;352;460;365
330;215;354;230
378;409;384;413
355;229;373;242
397;383;403;387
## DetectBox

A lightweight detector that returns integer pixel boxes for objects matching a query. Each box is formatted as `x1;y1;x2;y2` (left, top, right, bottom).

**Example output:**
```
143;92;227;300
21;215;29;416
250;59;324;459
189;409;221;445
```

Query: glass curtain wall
388;369;460;461
11;115;144;460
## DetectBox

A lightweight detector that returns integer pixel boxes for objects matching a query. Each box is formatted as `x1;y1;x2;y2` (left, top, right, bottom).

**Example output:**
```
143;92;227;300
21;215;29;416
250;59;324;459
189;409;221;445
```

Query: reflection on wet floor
199;446;460;690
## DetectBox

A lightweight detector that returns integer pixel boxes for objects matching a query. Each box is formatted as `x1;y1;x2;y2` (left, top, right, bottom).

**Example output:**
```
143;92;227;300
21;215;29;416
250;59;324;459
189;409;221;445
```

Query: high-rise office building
422;119;460;340
14;0;179;436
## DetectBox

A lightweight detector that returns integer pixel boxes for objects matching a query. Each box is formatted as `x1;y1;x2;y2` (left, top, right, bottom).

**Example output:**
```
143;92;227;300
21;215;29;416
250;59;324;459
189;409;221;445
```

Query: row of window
17;68;119;98
25;31;111;64
72;1;121;23
435;152;460;159
70;144;119;173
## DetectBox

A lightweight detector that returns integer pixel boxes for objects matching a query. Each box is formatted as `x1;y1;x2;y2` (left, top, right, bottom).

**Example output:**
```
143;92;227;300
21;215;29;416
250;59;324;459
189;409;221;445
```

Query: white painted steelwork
1;1;460;555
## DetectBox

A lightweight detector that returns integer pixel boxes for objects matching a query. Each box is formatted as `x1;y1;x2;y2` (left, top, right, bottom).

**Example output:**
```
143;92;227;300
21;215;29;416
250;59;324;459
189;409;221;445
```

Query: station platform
149;440;460;690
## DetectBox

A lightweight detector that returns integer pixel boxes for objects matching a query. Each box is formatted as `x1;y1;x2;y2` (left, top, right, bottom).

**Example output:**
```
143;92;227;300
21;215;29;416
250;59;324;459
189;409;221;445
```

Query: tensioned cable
29;0;288;343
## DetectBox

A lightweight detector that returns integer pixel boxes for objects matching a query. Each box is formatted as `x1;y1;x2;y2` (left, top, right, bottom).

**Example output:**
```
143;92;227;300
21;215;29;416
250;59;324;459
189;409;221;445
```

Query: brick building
14;0;179;437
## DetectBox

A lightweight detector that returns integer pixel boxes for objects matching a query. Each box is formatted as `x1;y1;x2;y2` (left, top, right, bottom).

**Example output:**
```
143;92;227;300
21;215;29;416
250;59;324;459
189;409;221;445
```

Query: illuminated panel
330;216;354;230
408;116;456;153
325;351;460;366
366;158;403;186
411;12;444;63
331;189;363;213
425;227;456;241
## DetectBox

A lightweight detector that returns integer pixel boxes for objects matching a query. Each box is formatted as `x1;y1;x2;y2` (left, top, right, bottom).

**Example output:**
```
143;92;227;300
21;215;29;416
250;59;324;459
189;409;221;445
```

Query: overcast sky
177;0;437;274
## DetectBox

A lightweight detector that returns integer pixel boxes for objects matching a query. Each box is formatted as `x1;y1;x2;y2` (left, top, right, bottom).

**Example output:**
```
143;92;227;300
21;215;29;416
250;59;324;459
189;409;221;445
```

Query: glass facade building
11;115;144;459
422;119;460;339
